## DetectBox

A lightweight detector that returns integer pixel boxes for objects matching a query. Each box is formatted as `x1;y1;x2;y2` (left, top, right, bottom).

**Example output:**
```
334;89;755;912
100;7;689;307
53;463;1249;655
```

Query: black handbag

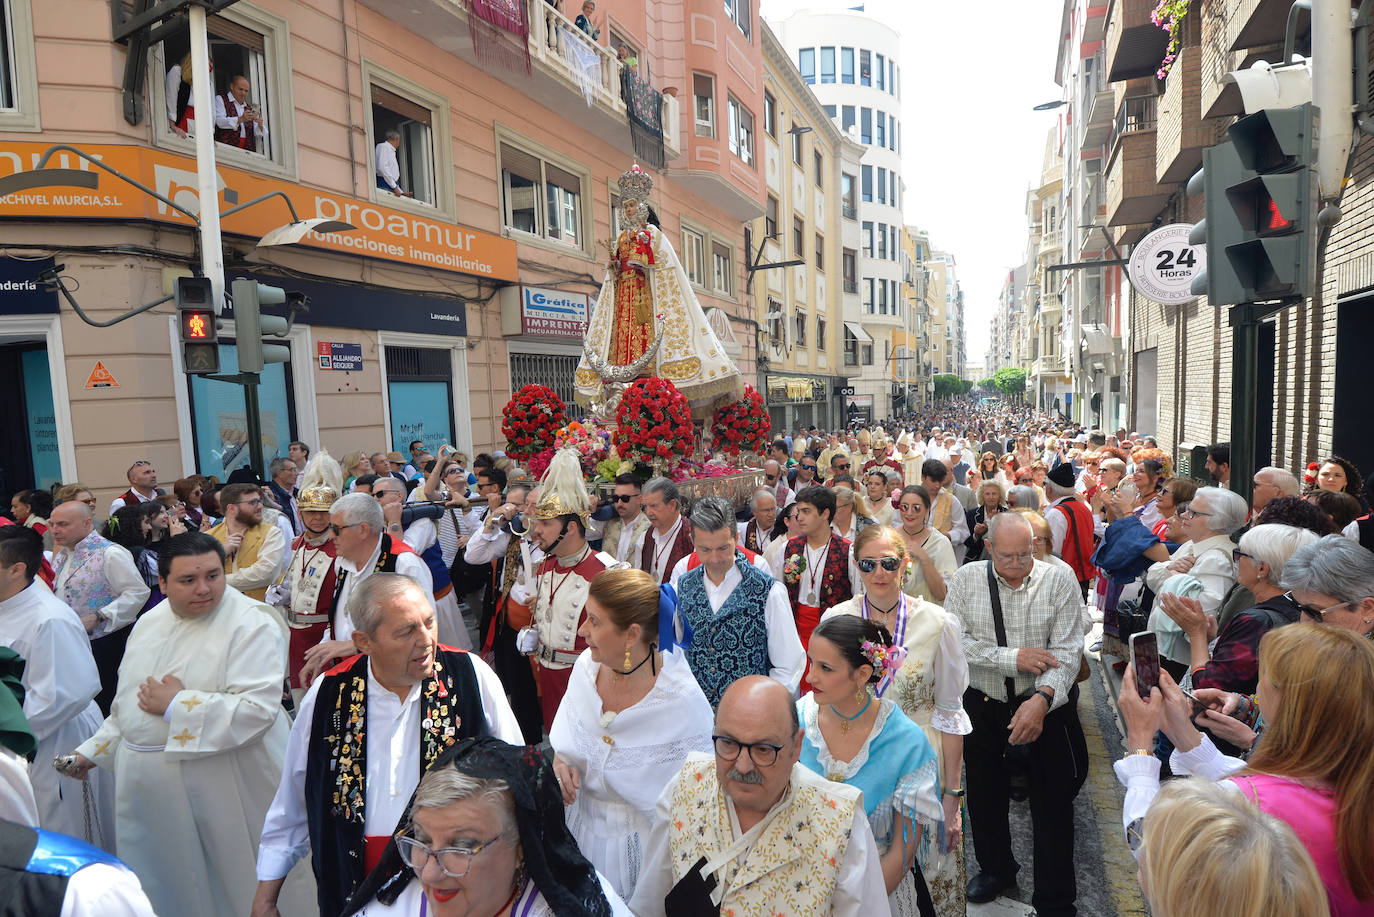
1113;596;1149;643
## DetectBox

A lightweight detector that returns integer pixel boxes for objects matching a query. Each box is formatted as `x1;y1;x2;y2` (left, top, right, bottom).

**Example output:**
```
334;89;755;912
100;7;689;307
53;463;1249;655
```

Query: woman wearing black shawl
342;736;628;916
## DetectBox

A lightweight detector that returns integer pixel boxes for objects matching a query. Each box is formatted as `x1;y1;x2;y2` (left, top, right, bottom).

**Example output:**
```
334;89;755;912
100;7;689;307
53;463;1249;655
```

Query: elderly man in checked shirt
944;511;1088;917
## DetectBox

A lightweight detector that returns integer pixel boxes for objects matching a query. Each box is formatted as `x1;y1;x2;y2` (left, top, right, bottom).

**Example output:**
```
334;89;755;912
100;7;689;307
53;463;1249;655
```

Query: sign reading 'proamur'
1129;223;1206;305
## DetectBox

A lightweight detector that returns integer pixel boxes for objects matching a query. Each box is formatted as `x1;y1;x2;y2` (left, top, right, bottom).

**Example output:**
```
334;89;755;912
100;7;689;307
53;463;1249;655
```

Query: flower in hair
860;639;907;678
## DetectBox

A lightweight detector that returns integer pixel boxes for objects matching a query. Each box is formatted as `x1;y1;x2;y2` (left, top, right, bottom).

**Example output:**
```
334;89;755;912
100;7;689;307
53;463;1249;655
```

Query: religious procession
1;158;1372;917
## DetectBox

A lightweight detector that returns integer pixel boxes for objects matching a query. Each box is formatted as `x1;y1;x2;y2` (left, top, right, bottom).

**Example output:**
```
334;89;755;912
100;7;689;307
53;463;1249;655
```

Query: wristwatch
941;787;965;798
1033;688;1054;708
388;523;403;533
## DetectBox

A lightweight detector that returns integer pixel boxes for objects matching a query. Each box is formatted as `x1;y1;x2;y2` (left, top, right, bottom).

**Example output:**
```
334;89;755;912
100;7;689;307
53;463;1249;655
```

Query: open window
0;0;39;131
727;96;754;166
711;241;732;296
370;87;436;205
693;73;715;138
682;227;706;287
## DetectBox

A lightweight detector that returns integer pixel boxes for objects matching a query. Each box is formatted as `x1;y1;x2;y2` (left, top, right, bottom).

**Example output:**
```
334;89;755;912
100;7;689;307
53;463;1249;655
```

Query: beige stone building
0;0;777;507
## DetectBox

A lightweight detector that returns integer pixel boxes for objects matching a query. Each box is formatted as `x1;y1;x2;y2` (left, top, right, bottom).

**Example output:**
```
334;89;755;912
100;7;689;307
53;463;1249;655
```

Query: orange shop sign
0;142;518;282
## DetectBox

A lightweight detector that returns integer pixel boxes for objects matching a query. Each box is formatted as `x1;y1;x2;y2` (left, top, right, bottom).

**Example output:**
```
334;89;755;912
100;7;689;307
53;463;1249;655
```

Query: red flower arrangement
501;384;568;461
614;377;694;470
710;386;771;457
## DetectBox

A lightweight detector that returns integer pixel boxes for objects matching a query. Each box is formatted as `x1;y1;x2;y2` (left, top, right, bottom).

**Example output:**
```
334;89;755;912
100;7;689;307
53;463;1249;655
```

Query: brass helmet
532;447;590;525
297;447;343;513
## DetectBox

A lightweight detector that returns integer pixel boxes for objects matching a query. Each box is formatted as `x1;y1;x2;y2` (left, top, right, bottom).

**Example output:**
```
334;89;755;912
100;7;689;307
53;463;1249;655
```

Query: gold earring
624;645;633;671
856;687;868;704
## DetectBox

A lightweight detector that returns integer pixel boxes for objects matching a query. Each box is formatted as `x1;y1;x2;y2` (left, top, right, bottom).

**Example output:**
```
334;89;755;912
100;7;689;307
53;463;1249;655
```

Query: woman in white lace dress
550;567;713;903
797;614;942;916
822;524;972;917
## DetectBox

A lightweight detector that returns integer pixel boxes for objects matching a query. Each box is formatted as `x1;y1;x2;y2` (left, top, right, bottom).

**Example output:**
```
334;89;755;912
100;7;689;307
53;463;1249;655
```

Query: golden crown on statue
619;162;653;202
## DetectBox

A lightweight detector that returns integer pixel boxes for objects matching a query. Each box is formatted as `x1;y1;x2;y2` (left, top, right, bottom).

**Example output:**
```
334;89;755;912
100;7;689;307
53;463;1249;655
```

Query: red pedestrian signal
183;311;212;340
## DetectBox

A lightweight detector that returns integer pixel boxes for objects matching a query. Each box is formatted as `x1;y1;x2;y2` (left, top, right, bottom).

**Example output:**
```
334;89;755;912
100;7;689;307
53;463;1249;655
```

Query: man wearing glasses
826;452;852;488
945;512;1087;915
109;460;162;516
631;676;886;916
599;473;650;566
208;482;285;602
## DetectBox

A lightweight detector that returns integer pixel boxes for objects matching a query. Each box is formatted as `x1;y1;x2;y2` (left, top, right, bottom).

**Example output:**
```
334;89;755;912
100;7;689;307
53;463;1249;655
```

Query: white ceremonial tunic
549;650;714;902
329;537;434;644
59;862;159;917
353;872;633;916
0;582;112;845
75;586;300;917
256;652;523;882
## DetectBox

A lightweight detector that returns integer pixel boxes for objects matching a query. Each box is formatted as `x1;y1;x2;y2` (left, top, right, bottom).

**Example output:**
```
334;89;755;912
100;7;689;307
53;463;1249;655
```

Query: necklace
802;539;828;606
829;692;872;734
611;648;658;679
547;545;591;607
651;517;683;577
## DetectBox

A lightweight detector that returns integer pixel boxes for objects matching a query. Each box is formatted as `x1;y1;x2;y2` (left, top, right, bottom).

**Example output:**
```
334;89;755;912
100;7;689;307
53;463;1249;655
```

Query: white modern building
767;8;906;421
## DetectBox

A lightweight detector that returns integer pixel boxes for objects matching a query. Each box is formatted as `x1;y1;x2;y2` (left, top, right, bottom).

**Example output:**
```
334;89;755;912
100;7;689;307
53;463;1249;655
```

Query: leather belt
534;645;580;666
288;610;330;626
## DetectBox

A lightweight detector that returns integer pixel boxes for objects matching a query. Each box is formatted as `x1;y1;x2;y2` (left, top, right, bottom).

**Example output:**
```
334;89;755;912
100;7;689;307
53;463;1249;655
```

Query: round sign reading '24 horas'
1128;223;1206;305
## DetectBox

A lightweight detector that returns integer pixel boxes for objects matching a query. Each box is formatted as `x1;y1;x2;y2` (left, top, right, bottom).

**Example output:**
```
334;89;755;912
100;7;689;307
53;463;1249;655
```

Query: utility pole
188;2;226;312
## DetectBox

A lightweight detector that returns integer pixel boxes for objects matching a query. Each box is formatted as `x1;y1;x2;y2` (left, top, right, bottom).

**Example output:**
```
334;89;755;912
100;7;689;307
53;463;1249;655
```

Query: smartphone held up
1129;631;1160;700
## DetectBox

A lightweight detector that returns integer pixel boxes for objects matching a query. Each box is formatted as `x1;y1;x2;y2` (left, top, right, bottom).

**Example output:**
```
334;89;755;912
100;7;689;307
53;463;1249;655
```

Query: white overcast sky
761;0;1064;367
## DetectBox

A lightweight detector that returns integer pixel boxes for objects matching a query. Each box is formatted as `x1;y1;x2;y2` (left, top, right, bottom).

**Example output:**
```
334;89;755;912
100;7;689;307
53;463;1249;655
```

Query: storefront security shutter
510;352;578;407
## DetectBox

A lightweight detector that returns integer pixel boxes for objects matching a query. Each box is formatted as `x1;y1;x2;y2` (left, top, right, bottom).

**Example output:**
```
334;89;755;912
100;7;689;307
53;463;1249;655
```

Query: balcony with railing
1227;0;1294;52
844;278;859;294
1105;92;1169;230
358;0;680;163
842;201;858;220
1078;52;1113;152
1155;43;1209;184
1105;0;1171;82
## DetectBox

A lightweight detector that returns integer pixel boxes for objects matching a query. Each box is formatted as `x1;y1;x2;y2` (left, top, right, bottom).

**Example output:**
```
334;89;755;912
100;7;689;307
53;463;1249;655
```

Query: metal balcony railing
842;201;857;220
1108;94;1158;152
844;278;858;294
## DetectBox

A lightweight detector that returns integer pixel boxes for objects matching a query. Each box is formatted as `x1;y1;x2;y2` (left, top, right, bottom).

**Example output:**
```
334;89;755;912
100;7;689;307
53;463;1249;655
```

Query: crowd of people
0;403;1371;917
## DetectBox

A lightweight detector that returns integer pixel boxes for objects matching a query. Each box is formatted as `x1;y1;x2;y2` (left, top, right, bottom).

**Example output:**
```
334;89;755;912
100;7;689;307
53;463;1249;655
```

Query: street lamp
1032;99;1067;111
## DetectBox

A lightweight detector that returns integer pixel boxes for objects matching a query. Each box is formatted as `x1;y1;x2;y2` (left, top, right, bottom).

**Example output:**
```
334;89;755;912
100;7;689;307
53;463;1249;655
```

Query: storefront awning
843;321;873;344
1082;323;1115;355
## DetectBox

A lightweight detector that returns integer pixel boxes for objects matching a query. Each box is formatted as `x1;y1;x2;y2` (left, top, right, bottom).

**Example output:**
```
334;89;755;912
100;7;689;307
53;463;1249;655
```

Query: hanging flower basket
501;384;568;461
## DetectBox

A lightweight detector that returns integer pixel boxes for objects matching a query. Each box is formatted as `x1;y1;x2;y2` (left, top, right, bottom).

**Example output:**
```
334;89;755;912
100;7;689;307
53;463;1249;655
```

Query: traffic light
231;278;291;373
1223;103;1318;300
176;276;220;375
1187;142;1250;306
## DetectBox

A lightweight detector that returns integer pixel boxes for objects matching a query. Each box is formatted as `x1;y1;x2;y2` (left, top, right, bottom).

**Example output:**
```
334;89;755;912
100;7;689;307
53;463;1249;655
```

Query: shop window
0;0;38;131
682;227;706;287
694;74;715;138
369;84;437;206
798;48;814;84
385;346;455;458
156;10;296;171
727;96;754;166
792;216;804;258
819;47;835;84
794;310;808;347
763;90;776;137
712;241;732;296
499;142;585;249
841;47;854;84
724;0;751;39
189;342;296;478
816;317;827;352
765;195;778;238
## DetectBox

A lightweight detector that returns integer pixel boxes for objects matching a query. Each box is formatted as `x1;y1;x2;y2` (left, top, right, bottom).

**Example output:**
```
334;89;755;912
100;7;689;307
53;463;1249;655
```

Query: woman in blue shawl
797;615;942;917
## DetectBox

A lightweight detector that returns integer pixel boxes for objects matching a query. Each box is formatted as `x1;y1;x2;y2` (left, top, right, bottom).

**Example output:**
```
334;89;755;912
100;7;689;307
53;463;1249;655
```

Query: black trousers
964;685;1088;917
90;626;133;716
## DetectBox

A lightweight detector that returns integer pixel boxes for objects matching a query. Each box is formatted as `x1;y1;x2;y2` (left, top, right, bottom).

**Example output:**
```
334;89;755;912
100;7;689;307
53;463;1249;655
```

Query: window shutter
370;85;433;127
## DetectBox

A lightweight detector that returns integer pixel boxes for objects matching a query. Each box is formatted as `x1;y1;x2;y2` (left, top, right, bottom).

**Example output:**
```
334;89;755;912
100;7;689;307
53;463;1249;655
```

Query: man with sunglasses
760;459;794;508
793;456;820;489
208;482;285;602
600;474;650;566
632;676;886;916
826;452;853;488
109;460;162;516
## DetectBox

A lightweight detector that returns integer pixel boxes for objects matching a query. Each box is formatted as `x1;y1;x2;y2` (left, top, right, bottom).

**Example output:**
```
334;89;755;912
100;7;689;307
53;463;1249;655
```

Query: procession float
500;163;768;507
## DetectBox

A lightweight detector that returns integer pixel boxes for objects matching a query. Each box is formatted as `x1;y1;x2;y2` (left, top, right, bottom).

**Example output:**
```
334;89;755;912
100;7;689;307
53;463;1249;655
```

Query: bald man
631;676;886;916
50;501;151;714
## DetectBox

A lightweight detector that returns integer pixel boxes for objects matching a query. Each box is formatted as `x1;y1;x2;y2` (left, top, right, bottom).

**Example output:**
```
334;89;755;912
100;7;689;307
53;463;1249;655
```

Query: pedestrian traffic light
1187;142;1250;306
231;278;291;373
176;276;220;375
1222;103;1318;301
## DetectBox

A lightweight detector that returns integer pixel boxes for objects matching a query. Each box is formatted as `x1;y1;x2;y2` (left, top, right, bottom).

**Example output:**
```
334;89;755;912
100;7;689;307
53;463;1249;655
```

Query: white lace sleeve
930;614;972;735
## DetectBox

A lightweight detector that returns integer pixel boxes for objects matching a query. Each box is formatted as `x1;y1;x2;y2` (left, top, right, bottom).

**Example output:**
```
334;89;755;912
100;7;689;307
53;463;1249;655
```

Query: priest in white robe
65;532;313;917
0;524;113;847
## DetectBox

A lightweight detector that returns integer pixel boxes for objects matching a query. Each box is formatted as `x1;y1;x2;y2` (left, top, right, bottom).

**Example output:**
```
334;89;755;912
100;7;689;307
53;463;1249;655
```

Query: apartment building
754;23;865;433
0;0;767;504
767;8;907;423
1096;0;1374;471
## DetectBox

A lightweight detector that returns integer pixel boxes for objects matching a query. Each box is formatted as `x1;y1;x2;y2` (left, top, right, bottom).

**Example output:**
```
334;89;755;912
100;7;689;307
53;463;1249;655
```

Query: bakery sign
519;285;589;338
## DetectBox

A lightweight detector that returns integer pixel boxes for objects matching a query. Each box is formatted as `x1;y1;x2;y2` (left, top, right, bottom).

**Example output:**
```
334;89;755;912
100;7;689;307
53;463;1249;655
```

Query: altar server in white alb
63;532;313;917
0;525;113;847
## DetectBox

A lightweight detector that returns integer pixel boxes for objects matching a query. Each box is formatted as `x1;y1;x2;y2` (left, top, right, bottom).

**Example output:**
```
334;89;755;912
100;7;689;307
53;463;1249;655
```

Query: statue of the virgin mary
575;163;743;417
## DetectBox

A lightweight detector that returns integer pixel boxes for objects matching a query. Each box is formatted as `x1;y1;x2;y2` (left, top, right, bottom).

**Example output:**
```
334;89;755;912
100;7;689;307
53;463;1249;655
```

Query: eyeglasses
765;475;777;482
131;461;151;467
235;498;262;507
835;463;850;470
443;467;463;475
857;555;903;574
1231;548;1252;563
396;833;503;879
611;494;638;503
329;522;360;536
1177;507;1211;521
898;502;925;513
991;550;1035;566
1283;591;1353;622
712;735;784;767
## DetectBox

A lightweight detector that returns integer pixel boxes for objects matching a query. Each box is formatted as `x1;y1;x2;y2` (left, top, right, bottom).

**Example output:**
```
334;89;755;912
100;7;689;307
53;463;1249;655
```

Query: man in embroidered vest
208;482;285;603
601;473;651;566
0;526;113;848
640;477;694;585
773;486;856;662
64;533;308;917
505;448;615;730
252;573;521;917
631;676;886;916
1043;463;1098;601
108;460;161;516
673;498;802;708
212;74;265;151
50;501;151;715
275;448;343;700
737;488;779;557
299;493;434;686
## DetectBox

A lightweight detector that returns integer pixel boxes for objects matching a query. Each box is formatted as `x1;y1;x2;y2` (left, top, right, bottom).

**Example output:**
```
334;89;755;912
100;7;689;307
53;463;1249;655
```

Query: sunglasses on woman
856;556;903;573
